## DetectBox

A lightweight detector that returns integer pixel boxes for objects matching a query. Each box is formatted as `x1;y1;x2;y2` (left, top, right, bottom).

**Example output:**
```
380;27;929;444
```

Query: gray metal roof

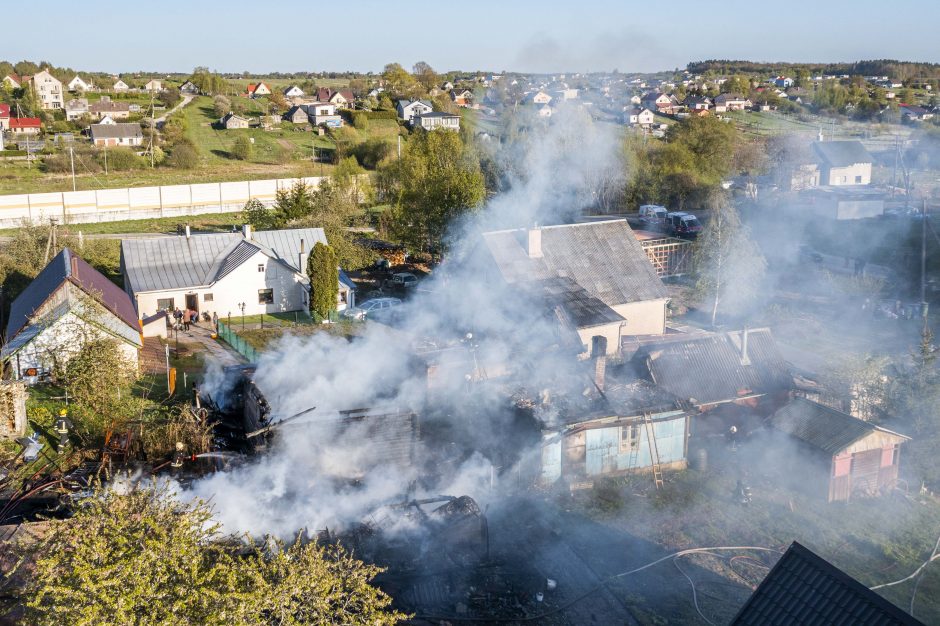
812;140;872;167
121;228;327;293
482;219;668;307
89;123;142;140
526;276;624;329
638;328;791;406
769;397;908;456
732;542;923;626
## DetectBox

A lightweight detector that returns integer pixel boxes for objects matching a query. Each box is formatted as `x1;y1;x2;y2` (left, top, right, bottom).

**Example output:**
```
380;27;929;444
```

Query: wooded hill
687;59;940;81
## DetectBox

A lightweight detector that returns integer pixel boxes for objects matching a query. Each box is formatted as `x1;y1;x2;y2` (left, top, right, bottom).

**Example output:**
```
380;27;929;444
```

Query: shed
731;541;922;625
768;397;909;502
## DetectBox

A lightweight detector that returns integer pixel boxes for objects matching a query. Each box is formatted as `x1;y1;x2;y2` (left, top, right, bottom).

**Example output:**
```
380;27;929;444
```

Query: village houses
30;70;64;110
112;79;129;92
89;122;144;147
413;111;460;131
396;99;433;123
67;75;92;92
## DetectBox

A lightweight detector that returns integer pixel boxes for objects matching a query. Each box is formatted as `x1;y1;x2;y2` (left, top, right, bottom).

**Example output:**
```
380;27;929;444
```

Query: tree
412;61;438;91
12;486;405;626
273;182;314;222
382;63;419;98
213;94;231;118
693;195;766;327
390;129;485;253
231;135;252;161
308;242;338;320
157;89;180;109
165;143;198;169
242;198;281;230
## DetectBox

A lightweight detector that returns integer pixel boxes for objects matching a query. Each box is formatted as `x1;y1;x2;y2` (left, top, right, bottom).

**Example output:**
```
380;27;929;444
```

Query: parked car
389;272;418;289
638;204;668;229
342;297;402;320
665;212;702;238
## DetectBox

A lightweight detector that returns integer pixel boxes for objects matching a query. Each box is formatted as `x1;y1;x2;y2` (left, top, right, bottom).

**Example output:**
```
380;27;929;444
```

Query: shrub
351;138;392;169
350;111;369;130
165;143;198;169
231;135;252;161
100;147;144;171
361;110;399;121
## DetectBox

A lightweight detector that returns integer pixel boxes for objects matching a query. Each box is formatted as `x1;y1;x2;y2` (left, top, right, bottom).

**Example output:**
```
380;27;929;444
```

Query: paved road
155;94;194;125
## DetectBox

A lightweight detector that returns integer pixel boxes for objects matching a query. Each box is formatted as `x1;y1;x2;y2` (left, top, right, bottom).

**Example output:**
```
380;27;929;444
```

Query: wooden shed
768;397;910;502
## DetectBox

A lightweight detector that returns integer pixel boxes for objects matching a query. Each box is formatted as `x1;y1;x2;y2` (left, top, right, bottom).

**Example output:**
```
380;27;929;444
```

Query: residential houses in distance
316;87;354;109
67;75;92;92
247;82;272;98
413;111;460;131
89;96;131;120
397;99;433;124
219;112;251;129
30;70;64;110
89;122;144;147
112;79;129;92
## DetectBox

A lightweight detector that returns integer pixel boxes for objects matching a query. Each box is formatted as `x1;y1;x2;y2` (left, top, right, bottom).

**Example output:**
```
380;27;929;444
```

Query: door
185;294;198;313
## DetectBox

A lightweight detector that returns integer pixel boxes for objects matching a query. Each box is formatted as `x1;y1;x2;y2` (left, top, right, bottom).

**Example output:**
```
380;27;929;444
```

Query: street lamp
238;302;246;330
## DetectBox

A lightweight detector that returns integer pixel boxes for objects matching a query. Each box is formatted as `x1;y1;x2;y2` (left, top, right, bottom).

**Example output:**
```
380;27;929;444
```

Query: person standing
212;311;219;332
182;308;190;331
174;307;183;329
54;408;74;454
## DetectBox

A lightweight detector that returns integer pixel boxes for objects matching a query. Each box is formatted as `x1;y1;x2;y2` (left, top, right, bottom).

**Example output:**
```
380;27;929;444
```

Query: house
0;104;9;130
283;105;311;125
317;87;354;108
144;79;162;92
624;107;655;127
480;220;670;356
9;118;42;136
641;92;677;114
112;79;129;92
773;76;793;88
309;102;341;127
283;85;304;98
219;112;250;129
179;80;199;95
64;98;89;121
29;70;64;110
731;542;923;625
120;226;355;319
440;81;454;92
89;97;131;120
812;140;872;186
713;93;752;112
555;88;579;101
67;75;91;92
527;90;553;105
396;99;433;123
89;122;143;147
413;111;460;131
635;328;792;410
536;103;553;118
901;105;934;122
450;89;473;107
2;74;29;90
1;248;142;384
247;82;271;97
689;107;711;118
685;95;712;110
768;397;909;502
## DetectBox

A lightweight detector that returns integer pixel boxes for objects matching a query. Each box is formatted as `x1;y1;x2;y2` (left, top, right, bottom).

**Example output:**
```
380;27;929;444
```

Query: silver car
342;297;402;320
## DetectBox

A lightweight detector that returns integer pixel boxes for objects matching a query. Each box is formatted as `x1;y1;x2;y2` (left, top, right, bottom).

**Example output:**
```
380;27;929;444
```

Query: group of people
173;307;200;331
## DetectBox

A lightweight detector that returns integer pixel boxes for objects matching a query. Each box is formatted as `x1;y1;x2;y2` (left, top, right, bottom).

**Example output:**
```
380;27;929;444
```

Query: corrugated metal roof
732;542;923;625
5;248;138;341
812;140;872;167
482;220;668;308
89;123;142;140
121;228;327;293
769;397;909;456
638;328;791;406
527;276;624;329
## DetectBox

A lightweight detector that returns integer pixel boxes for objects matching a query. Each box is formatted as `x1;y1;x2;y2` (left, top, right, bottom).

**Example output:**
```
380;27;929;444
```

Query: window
157;298;175;311
258;288;274;304
619;424;641;453
258;264;265;273
203;293;214;302
855;175;862;183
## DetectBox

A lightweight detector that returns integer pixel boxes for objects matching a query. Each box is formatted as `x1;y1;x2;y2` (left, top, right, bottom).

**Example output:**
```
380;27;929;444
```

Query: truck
638;204;669;230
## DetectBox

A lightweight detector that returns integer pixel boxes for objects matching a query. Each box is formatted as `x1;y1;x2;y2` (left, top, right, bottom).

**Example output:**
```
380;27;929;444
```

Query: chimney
242;224;252;240
526;227;543;258
740;327;751;366
184;224;191;239
591;335;608;393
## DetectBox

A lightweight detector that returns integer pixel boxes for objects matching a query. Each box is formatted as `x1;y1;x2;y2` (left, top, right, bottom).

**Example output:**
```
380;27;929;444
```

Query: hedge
359;110;399;121
0;150;27;157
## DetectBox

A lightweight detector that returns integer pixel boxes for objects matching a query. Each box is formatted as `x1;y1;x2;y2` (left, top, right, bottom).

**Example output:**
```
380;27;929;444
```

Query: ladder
643;412;665;490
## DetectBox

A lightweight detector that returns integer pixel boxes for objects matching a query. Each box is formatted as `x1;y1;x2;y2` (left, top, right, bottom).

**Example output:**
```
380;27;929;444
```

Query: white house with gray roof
120;226;356;321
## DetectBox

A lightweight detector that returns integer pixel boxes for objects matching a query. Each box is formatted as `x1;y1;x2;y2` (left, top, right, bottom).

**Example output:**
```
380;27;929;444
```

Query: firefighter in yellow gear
54;408;74;454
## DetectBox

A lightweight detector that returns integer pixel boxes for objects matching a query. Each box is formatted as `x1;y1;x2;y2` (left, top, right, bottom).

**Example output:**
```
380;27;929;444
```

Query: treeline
687;59;940;81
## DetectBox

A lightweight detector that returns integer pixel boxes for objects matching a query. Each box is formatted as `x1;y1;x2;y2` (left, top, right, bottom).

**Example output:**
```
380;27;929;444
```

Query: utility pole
922;198;929;321
69;146;76;192
149;88;155;168
104;144;108;175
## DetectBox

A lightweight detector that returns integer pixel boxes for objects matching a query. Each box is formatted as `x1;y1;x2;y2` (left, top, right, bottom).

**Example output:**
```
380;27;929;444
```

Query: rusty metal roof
769;397;909;456
732;541;923;625
638;328;791;406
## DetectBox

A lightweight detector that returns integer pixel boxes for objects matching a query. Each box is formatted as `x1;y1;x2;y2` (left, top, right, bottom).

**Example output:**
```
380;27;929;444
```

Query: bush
100;147;144;171
157;89;181;108
165;143;198;169
41;153;73;173
0;149;27;157
360;109;399;121
231;135;252;161
351;138;392;169
350;111;369;130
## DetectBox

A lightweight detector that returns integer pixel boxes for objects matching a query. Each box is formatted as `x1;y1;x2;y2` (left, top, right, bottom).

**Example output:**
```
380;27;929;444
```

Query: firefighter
171;441;187;469
54;408;74;454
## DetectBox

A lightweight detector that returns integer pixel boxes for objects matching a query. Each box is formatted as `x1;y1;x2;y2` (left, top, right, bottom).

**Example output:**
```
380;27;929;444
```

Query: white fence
0;176;327;228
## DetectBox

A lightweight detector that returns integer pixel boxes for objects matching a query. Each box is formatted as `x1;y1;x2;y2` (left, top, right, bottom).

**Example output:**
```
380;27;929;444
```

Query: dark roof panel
769;397;909;455
813;140;873;167
732;542;923;626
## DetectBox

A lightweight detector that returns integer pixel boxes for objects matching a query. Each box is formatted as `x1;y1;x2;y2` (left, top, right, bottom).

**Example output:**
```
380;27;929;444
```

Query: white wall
133;249;308;320
0;176;330;227
612;299;668;337
825;163;872;186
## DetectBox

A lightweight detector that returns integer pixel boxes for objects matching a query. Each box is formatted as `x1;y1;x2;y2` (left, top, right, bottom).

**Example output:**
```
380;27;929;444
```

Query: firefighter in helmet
171;441;187;469
54;408;74;454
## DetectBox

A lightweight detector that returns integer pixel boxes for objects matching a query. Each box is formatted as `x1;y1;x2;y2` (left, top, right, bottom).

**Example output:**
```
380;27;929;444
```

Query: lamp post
238;302;246;330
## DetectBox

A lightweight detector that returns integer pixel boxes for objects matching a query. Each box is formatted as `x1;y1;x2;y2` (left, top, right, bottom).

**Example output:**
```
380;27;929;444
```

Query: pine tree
307;242;338;321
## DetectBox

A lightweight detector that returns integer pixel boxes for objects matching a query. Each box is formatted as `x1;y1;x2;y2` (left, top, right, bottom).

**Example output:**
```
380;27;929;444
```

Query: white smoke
184;105;625;537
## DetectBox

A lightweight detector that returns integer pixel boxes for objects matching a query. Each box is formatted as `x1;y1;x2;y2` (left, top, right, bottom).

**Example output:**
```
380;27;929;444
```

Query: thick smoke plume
185;106;623;537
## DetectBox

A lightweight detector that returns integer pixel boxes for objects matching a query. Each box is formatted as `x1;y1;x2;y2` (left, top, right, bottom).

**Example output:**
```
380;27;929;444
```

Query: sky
10;0;940;75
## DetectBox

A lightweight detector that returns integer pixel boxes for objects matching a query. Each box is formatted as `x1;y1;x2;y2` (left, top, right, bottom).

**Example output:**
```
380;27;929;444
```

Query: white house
30;70;64;110
64;98;89;121
812;140;873;186
89;122;143;147
480;220;670;356
1;248;142;383
2;74;28;89
67;75;91;92
247;82;271;97
113;79;129;92
396;99;433;123
625;107;655;127
528;90;552;104
413;111;460;131
536;103;552;118
284;85;304;98
144;79;163;92
120;226;356;321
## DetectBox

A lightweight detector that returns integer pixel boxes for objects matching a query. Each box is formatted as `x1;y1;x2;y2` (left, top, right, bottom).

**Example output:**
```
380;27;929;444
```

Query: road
155;94;194;126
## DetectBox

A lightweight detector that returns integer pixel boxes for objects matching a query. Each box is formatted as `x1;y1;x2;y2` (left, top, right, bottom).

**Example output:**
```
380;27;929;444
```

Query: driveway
155;94;194;126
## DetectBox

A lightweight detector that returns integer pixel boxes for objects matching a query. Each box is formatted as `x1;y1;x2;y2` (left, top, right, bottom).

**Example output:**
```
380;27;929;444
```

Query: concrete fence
0;176;327;228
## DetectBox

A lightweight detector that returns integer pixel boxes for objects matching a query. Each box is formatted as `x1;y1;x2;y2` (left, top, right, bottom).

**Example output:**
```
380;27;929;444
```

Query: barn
768;397;910;502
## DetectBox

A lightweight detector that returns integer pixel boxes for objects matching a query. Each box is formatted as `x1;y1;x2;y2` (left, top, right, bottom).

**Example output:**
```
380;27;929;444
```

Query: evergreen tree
307;242;338;320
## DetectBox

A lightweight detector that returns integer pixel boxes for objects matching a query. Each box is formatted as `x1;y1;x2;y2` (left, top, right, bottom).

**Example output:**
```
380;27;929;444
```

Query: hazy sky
10;0;940;74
